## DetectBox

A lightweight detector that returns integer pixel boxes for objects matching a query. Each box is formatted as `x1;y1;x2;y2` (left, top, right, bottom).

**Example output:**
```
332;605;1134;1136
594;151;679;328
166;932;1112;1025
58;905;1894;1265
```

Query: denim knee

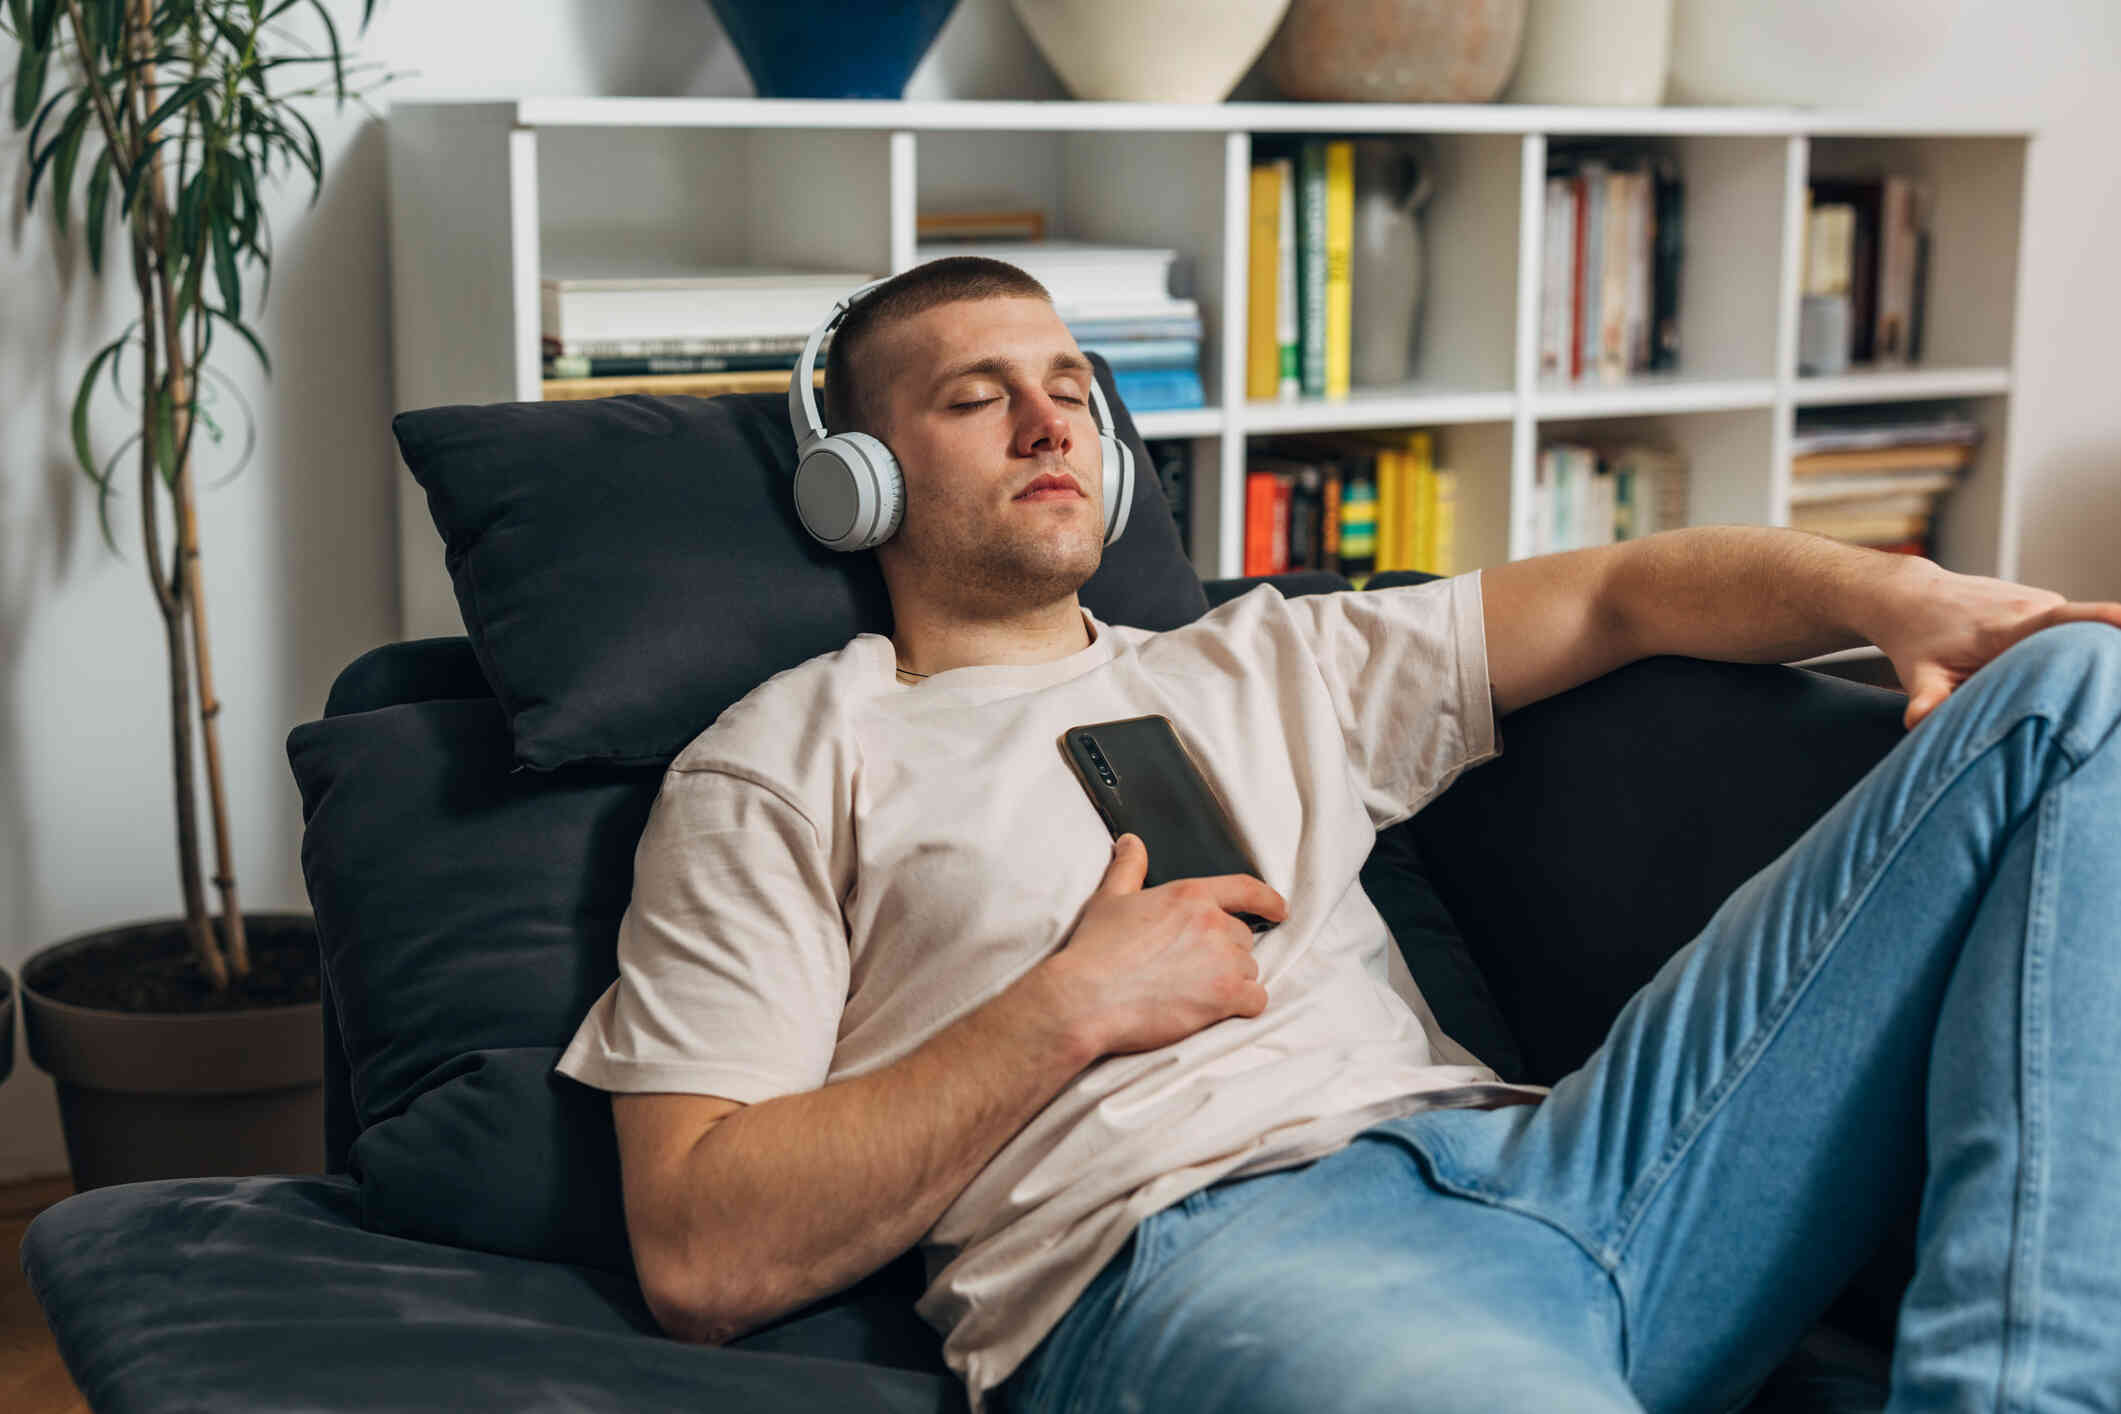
1992;621;2121;756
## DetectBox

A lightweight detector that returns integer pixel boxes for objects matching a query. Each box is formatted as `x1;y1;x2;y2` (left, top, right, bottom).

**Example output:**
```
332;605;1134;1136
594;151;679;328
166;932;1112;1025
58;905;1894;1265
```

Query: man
556;256;2121;1413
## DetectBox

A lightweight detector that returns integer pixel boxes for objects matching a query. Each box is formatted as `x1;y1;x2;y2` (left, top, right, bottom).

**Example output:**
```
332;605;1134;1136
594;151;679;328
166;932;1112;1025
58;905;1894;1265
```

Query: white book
539;267;876;343
913;239;1178;306
1541;177;1573;382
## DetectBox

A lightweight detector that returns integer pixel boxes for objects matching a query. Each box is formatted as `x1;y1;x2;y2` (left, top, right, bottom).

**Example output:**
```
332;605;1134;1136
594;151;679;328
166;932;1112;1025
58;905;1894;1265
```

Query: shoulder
666;636;878;810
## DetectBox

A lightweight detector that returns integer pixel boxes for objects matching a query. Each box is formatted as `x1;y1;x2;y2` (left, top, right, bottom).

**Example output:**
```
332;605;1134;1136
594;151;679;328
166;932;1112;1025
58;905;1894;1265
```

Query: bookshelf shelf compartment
389;100;2034;641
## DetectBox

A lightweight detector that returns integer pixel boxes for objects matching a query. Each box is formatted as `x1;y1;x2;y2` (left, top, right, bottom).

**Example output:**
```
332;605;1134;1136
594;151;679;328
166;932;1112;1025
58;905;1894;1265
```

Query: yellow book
1375;447;1402;573
1433;467;1456;577
1324;140;1354;401
1406;431;1433;574
1247;164;1282;402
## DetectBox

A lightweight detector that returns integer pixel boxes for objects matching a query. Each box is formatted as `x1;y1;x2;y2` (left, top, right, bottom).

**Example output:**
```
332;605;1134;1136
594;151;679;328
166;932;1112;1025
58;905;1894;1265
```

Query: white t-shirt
557;573;1548;1412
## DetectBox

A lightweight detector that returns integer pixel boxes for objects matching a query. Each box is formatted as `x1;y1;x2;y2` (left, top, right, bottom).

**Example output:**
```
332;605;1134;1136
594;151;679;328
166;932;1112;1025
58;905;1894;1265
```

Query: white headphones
787;274;1135;552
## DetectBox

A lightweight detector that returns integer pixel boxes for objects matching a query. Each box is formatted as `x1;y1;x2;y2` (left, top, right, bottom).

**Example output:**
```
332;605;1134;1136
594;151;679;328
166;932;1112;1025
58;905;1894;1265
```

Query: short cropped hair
820;255;1053;445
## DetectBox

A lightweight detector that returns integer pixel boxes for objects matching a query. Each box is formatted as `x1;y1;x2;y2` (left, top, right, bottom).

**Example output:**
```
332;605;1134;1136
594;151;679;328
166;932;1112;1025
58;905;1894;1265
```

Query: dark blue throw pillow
392;351;1208;773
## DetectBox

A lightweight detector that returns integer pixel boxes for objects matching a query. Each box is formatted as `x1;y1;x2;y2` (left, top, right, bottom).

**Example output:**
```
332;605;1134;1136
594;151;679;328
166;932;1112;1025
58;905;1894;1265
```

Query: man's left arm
1481;525;2121;732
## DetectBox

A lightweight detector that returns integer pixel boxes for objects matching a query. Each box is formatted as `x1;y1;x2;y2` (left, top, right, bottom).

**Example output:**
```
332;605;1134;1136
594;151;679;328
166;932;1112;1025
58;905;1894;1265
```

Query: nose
1015;389;1074;458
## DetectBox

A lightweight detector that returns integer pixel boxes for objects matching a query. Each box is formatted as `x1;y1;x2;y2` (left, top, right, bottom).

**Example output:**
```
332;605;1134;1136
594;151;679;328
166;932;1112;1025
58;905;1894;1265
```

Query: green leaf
25;98;88;211
71;333;129;480
210;305;270;375
152;381;179;489
303;0;347;102
118;132;178;223
211;218;240;322
48;104;91;235
12;28;51;129
93;431;143;558
23;84;71;160
84;146;114;274
25;0;57;47
141;75;214;137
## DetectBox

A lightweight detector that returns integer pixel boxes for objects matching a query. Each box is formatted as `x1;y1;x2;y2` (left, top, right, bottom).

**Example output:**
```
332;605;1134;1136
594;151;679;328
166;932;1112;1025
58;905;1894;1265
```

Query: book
1804;204;1855;296
1540;176;1575;381
1807;178;1883;362
1578;160;1607;384
1248;161;1283;402
1791;442;1975;476
539;267;876;345
912;239;1180;309
541;368;821;402
1109;367;1205;412
916;208;1046;242
1299;139;1328;398
544;352;799;378
1276;158;1301;400
1788;469;1962;504
1649;155;1683;373
1599;165;1633;383
1874;176;1922;363
1324;138;1354;400
1073;339;1202;371
543;333;810;358
1791;406;1981;455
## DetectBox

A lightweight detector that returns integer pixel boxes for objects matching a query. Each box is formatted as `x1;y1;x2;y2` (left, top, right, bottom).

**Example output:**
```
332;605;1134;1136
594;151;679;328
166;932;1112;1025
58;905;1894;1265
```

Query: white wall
1;0;2115;1183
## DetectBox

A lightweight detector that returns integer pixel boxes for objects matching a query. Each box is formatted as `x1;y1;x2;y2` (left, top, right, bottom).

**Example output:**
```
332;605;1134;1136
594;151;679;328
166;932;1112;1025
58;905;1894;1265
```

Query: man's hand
1039;833;1284;1060
1872;559;2121;731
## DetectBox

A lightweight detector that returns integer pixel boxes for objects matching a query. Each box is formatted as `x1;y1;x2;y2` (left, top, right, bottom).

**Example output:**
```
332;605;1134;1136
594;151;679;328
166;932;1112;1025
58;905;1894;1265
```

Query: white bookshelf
386;98;2034;644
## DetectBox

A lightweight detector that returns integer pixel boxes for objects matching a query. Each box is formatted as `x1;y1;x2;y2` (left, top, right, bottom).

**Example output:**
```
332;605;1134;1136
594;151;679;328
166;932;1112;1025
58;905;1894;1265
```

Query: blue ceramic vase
707;0;963;99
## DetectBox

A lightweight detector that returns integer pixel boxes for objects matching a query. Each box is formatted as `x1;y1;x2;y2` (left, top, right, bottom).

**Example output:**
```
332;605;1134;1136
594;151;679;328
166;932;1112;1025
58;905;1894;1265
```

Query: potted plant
6;0;389;1190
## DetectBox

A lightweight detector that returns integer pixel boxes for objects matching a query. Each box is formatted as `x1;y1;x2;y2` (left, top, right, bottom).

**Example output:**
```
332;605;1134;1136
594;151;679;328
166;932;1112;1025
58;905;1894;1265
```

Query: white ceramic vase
1667;0;1963;106
1009;0;1293;103
1505;0;1673;107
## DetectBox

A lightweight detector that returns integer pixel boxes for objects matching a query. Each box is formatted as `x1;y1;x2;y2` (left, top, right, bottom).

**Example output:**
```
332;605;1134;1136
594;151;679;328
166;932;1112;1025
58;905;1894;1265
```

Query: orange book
1245;471;1278;576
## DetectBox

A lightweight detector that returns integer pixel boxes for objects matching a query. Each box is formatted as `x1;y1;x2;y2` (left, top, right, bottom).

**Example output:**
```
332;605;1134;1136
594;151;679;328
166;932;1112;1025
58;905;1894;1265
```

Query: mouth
1015;473;1083;501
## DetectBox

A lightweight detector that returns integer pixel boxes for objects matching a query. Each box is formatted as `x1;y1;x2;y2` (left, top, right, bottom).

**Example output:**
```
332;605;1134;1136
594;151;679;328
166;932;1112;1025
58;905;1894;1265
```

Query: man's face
872;296;1106;613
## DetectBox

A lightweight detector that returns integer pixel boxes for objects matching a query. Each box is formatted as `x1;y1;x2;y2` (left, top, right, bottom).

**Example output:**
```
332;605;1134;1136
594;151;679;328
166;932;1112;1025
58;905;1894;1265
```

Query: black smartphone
1058;714;1276;933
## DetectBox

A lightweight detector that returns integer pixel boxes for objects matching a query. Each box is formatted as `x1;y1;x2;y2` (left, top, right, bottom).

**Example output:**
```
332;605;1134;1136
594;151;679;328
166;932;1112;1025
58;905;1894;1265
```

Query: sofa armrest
1405;653;1910;1086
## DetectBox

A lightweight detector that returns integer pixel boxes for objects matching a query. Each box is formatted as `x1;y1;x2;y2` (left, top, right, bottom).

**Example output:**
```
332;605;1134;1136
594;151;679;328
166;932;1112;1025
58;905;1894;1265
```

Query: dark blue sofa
18;573;1916;1413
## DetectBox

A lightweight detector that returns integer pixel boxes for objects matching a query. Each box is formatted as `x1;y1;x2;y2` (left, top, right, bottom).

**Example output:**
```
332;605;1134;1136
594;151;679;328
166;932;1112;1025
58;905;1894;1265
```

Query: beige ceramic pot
1266;0;1527;103
1010;0;1293;102
20;912;324;1191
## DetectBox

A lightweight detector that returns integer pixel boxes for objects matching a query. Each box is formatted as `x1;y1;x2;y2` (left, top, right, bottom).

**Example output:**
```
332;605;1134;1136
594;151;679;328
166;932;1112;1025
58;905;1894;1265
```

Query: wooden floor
2;1175;90;1414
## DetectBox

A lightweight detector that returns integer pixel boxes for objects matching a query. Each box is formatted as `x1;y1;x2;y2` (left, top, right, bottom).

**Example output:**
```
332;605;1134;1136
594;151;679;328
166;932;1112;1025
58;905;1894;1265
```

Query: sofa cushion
20;1174;958;1414
392;351;1208;772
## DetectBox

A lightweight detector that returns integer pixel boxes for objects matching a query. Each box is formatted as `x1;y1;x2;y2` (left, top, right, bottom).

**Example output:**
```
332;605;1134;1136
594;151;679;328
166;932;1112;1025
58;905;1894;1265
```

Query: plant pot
706;0;963;99
2;965;15;1088
20;912;324;1192
1265;0;1527;104
1011;0;1292;103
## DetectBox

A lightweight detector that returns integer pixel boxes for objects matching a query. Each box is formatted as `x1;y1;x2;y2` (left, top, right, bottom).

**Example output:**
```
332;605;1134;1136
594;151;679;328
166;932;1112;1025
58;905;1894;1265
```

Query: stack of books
913;233;1205;413
1539;143;1686;386
1530;444;1689;553
1244;136;1355;402
539;264;876;400
1802;174;1933;368
1243;430;1455;585
1789;405;1978;555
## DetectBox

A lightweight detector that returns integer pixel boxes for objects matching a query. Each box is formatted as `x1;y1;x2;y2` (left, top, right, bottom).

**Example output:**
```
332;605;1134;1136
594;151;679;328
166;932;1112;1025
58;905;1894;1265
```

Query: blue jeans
1004;622;2121;1414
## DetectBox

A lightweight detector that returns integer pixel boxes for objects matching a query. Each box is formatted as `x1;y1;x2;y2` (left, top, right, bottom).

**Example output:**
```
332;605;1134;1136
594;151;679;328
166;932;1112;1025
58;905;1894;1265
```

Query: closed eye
950;396;1086;411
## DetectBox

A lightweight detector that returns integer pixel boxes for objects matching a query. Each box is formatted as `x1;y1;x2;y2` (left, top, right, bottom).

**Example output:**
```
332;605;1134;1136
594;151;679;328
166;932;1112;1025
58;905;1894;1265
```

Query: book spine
1322;465;1343;566
1324;139;1355;400
1376;446;1402;573
1651;157;1683;372
1300;140;1328;398
544;352;798;377
1277;159;1301;399
1579;164;1607;383
1433;466;1455;577
1339;455;1377;581
1532;447;1552;555
1288;465;1322;570
1271;473;1291;574
1540;177;1571;381
1554;444;1575;550
1570;171;1589;381
1109;368;1205;411
1630;166;1654;373
1248;162;1282;401
1599;169;1631;383
1876;175;1916;362
1245;471;1277;576
1408;431;1434;574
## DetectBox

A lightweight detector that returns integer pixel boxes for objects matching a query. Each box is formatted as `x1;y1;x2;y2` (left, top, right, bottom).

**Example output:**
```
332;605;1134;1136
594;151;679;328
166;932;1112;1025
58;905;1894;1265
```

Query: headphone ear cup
1098;431;1134;546
794;431;904;551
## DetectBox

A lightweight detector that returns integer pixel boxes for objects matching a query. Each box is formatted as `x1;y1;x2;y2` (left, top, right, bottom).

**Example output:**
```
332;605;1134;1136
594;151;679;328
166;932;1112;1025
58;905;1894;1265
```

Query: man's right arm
620;831;1286;1347
620;958;1098;1346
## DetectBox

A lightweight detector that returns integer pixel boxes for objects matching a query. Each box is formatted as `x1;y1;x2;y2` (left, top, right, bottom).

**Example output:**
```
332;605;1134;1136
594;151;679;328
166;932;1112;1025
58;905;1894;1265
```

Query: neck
890;601;1094;680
